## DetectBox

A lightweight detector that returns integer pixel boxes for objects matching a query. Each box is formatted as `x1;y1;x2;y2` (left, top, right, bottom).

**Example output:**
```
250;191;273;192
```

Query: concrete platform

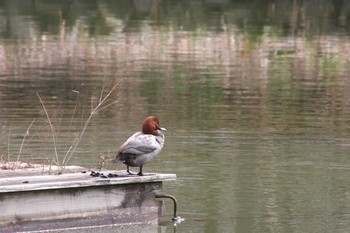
0;166;176;232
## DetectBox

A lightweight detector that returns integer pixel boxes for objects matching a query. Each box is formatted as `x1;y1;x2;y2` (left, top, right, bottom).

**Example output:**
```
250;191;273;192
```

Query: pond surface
1;0;350;232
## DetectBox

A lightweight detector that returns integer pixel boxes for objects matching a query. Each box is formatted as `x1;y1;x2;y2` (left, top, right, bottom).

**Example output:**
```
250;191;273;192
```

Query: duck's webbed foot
137;165;144;176
127;166;134;175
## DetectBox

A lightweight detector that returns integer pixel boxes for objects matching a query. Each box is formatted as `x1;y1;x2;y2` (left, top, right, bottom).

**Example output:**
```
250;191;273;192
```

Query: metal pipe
155;193;178;220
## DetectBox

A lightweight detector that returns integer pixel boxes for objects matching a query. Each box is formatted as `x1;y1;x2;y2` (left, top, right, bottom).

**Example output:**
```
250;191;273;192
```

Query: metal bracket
155;193;178;221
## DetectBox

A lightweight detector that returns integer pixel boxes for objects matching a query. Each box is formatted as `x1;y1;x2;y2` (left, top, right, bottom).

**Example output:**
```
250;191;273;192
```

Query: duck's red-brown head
142;116;166;135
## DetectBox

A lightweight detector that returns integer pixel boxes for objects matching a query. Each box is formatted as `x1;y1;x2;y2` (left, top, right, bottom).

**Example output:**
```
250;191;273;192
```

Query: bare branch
62;79;121;169
15;118;36;168
37;93;59;164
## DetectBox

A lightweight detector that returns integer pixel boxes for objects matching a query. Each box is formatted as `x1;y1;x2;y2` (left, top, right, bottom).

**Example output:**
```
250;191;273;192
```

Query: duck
113;116;166;176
